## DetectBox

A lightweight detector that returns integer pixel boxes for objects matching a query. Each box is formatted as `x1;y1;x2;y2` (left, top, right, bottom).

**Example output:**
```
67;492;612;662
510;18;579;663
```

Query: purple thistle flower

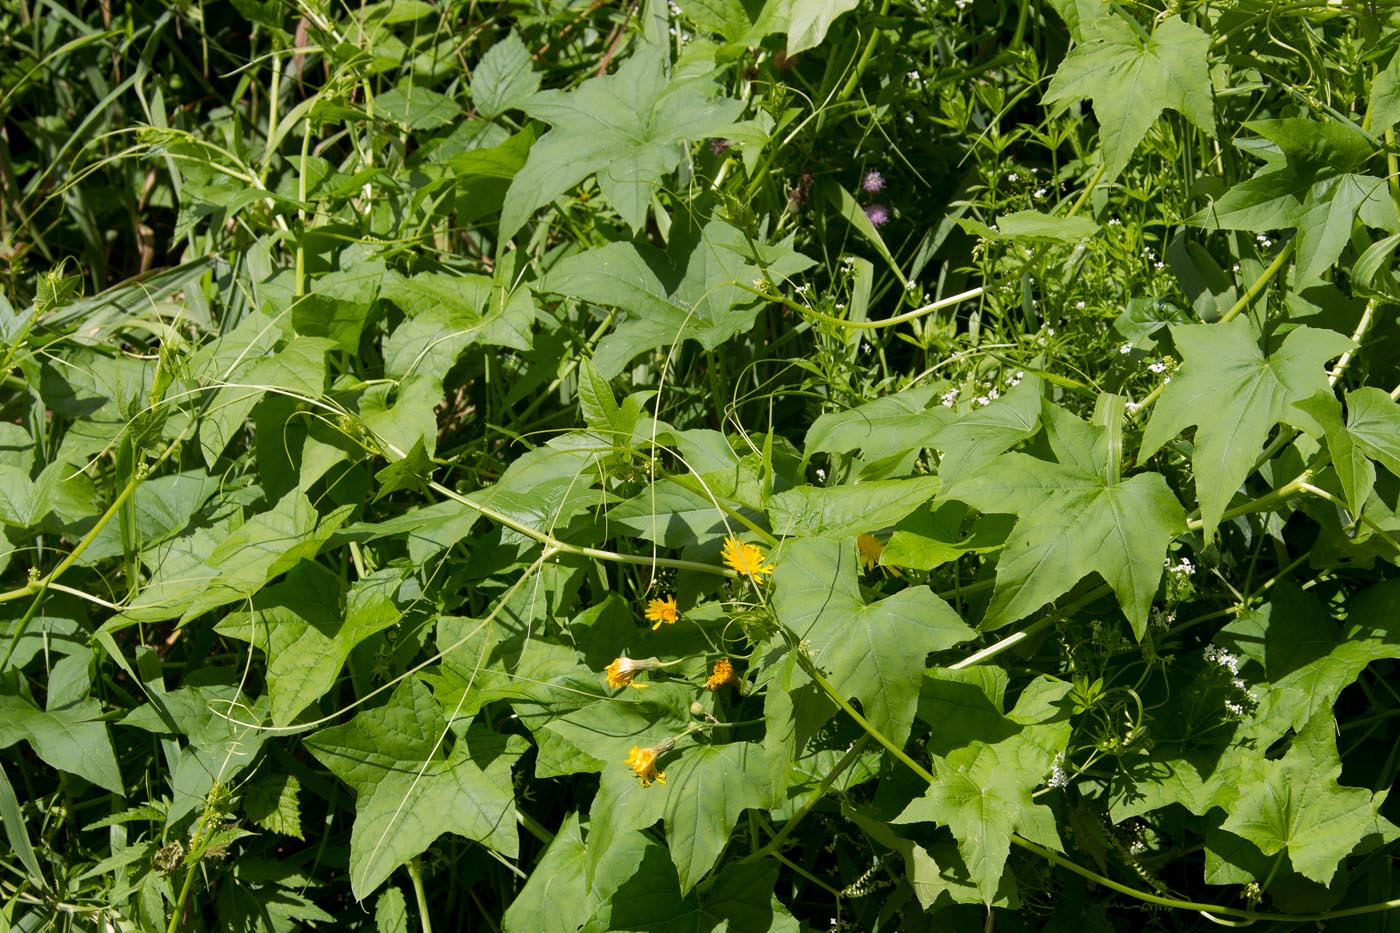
864;203;890;227
861;170;885;193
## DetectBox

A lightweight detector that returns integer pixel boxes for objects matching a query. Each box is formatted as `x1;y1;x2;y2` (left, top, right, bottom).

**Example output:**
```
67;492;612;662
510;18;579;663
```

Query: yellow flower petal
721;535;774;578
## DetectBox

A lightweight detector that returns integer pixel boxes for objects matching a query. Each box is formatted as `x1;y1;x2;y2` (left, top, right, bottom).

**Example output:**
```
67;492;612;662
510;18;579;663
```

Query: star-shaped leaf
946;403;1184;636
500;46;743;238
305;679;527;899
772;538;975;747
1043;13;1213;180
1221;713;1393;885
1138;317;1353;539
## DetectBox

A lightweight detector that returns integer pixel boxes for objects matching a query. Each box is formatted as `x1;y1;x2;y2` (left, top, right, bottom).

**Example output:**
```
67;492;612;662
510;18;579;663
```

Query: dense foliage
2;0;1400;929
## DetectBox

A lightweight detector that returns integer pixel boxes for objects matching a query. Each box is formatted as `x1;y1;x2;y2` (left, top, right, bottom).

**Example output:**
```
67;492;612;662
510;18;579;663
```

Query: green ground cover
2;0;1400;929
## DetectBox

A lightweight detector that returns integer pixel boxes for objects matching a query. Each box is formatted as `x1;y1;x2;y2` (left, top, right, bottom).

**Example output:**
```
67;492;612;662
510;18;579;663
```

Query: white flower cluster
1047;752;1069;789
1204;644;1260;717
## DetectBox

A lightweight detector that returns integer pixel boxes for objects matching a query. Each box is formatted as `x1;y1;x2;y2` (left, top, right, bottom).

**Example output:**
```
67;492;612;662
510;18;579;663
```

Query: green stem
748;735;872;862
1219;238;1295;324
832;0;892;106
407;859;432;933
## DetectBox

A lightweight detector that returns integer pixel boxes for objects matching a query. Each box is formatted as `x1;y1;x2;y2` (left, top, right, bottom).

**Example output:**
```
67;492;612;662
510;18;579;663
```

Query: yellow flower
625;745;667;787
857;533;884;571
604;656;654;690
721;535;774;579
705;658;739;691
645;594;680;630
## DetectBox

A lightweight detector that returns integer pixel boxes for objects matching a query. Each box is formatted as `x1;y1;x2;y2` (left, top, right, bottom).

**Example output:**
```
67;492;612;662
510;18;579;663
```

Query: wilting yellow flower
857;533;884;571
721;535;774;579
705;658;739;691
645;594;680;630
625;745;667;787
605;656;653;690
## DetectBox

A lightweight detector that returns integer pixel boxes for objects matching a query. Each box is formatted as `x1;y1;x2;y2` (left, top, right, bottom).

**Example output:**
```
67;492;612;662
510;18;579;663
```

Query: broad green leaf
1221;713;1392;885
611;481;758;549
783;0;860;54
949;403;1185;635
772;538;974;746
893;743;1041;904
958;210;1099;242
1344;386;1400;477
1294;392;1373;517
546;219;811;379
244;771;303;839
216;564;403;726
0;465;42;529
883;501;1014;571
1138;318;1352;539
375;84;459;130
582;851;799;933
306;679;527;899
1372;49;1400;136
768;476;939;538
292;260;385;352
471;31;539;119
1042;14;1213;180
804;385;954;458
930;376;1042;488
500;46;743;238
0;693;122;793
1218;580;1400;746
120;679;270;823
663;742;775;893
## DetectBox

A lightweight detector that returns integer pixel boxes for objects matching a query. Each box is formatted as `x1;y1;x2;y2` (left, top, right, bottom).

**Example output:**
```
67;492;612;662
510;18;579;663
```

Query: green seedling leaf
772;538;974;747
500;46;743;238
1139;317;1352;539
1221;713;1393;885
1043;13;1213;180
306;678;527;899
948;403;1184;635
471;31;539;119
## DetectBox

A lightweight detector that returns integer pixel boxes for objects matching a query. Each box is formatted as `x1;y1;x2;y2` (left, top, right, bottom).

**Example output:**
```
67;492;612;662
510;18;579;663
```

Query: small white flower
1108;217;1122;226
1119;343;1133;355
940;388;959;408
1233;263;1241;273
1149;360;1167;374
1075;300;1086;310
988;388;1000;400
816;468;827;481
1047;327;1055;336
1047;753;1069;789
975;395;991;407
1008;172;1019;182
1033;187;1048;199
1155;261;1165;270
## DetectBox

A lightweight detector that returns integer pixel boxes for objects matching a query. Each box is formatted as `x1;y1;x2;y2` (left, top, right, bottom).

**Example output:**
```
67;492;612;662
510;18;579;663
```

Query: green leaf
1139;317;1352;539
1344;386;1400;478
958;210;1099;242
471;31;539;119
1219;580;1400;746
0;692;122;793
0;761;44;888
883;501;1014;571
375;84;459;130
1042;14;1213;180
374;438;434;501
306;679;527;899
244;771;303;839
768;477;939;538
546;219;811;379
374;886;409;933
804;385;954;458
1372;50;1400;136
772;538;974;747
216;564;403;726
663;742;775;893
783;0;861;54
948;403;1185;635
500;46;743;238
930;376;1042;489
893;744;1041;904
1221;713;1392;885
